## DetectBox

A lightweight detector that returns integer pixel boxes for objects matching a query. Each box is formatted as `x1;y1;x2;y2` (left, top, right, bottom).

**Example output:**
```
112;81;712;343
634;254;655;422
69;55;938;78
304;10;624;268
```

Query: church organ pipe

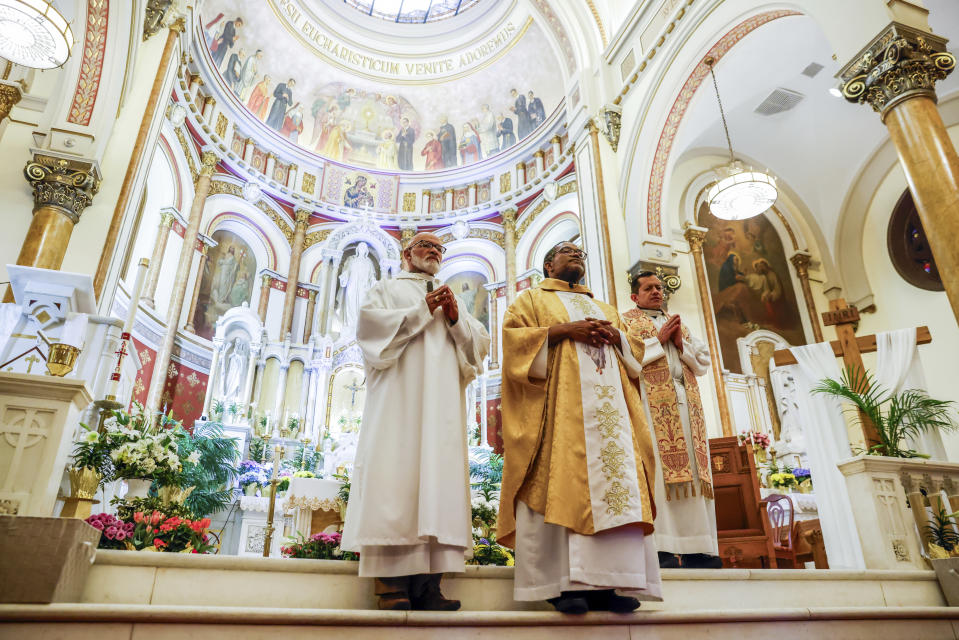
93;19;184;302
184;241;210;333
145;152;217;416
684;224;734;437
281;210;310;338
142;211;175;307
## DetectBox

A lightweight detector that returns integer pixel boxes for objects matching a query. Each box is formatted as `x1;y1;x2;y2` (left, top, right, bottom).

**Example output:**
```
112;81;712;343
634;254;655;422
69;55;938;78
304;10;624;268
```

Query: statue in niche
336;242;378;334
220;339;248;405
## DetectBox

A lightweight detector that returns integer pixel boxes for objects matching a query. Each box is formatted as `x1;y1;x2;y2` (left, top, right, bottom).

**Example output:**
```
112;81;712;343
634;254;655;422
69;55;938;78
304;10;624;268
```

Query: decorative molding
23;153;102;223
67;0;109;126
646;10;800;237
304;229;331;249
529;0;576;74
143;0;174;40
174;127;199;182
402;192;416;212
302;172;316;195
0;81;23;121
437;227;505;247
839;22;956;120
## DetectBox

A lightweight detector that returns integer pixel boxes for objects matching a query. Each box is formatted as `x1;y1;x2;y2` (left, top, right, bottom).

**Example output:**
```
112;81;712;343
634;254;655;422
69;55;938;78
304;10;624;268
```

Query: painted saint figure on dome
247;75;272;120
211;16;242;67
396;118;416;171
511;88;531;139
237;49;263;100
281;105;305;143
224;49;245;92
497;114;516;149
478;104;497;158
459;122;481;164
421;131;443;171
266;78;295;131
527;91;546;130
322;120;353;161
437;116;457;168
377;130;399;170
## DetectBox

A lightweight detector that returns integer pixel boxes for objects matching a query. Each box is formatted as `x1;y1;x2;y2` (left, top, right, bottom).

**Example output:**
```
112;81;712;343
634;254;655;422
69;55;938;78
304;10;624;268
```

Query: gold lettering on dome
270;0;525;79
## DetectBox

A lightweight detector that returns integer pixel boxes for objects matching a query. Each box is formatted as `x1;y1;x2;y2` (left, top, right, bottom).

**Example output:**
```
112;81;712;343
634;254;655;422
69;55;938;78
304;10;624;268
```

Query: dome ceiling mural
342;0;484;23
202;0;564;172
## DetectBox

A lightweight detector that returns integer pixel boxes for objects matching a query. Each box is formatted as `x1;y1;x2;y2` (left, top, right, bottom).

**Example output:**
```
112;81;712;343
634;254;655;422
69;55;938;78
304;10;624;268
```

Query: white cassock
341;270;490;577
637;308;717;555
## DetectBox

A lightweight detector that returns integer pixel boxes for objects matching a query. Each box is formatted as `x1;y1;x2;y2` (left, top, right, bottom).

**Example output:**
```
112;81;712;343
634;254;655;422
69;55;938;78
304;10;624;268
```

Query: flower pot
158;485;195;505
243;484;258;497
68;467;101;500
122;478;152;500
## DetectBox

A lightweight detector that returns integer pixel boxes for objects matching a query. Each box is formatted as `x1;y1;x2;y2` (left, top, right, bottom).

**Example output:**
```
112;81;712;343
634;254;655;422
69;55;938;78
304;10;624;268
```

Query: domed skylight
343;0;483;23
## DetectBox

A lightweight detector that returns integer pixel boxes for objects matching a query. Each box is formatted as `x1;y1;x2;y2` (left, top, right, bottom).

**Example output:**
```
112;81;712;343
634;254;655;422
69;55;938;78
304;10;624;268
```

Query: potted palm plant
813;366;957;459
816;366;959;570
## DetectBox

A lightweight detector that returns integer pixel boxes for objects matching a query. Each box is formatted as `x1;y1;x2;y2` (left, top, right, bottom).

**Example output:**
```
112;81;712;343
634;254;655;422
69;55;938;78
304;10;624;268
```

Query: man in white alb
341;232;490;610
621;271;721;569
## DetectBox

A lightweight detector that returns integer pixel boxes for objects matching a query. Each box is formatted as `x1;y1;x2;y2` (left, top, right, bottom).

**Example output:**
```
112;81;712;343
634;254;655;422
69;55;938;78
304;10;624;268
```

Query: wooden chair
710;436;777;568
761;493;813;568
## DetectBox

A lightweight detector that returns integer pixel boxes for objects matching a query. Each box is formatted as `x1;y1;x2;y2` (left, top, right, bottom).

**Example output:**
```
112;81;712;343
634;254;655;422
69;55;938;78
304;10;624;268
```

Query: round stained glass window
887;189;943;292
342;0;483;23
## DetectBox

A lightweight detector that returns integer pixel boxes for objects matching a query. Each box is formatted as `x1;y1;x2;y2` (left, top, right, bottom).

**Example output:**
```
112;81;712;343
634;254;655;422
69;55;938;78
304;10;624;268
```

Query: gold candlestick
262;444;285;557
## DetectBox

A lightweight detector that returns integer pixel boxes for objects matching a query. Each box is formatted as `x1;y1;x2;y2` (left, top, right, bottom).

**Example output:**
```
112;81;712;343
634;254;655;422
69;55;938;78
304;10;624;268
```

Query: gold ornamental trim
839;22;956;120
23;153;101;223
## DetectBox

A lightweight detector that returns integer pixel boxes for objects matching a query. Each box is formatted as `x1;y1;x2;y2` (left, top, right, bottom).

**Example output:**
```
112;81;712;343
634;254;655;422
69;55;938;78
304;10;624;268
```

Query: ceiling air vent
801;62;825;77
754;88;805;116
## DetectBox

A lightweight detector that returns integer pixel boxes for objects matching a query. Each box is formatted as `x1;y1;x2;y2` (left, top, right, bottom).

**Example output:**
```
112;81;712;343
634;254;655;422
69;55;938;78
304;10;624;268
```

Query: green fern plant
172;422;240;516
926;507;959;553
813;366;957;458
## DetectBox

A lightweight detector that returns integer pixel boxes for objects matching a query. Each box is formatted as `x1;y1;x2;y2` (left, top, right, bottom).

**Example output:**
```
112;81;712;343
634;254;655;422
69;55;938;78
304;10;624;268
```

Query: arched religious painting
699;205;806;373
445;271;490;330
192;230;257;340
333;242;382;336
324;366;367;475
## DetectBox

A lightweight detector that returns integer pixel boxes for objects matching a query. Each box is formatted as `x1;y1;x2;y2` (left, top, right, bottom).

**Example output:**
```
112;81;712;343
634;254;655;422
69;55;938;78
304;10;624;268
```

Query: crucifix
772;298;932;449
345;378;365;410
23;354;42;374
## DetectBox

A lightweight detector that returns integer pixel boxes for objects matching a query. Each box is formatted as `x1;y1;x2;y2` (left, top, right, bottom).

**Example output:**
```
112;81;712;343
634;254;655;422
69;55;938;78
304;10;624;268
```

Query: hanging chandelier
703;57;778;221
0;0;73;69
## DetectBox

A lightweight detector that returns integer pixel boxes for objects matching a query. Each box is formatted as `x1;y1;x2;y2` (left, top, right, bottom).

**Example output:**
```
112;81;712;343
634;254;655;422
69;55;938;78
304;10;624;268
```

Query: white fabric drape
0;303;23;362
788;343;866;570
876;328;946;460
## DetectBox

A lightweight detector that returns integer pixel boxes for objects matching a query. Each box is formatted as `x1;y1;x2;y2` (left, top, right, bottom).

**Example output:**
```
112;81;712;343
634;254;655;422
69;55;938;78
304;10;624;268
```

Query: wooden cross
772;298;932;449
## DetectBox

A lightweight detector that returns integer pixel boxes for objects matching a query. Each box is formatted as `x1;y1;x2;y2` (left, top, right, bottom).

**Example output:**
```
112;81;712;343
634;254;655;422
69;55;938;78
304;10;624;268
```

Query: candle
108;259;149;398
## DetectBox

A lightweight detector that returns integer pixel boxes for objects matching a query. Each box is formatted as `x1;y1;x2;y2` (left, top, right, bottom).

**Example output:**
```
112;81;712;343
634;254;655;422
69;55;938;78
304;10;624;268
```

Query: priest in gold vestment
498;242;662;614
621;271;720;569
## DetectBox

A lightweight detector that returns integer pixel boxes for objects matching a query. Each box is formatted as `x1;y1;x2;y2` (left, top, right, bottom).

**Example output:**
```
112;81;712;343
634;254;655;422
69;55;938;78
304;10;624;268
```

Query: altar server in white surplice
341;232;490;611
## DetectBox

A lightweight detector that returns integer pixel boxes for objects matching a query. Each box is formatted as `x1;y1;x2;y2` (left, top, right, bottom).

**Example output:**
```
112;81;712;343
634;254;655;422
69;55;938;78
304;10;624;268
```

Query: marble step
3;604;959;639
75;550;947;612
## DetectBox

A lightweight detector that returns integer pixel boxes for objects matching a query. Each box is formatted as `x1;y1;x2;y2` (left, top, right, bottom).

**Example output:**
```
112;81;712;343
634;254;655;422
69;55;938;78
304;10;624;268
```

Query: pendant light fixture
703;57;778;221
0;0;73;69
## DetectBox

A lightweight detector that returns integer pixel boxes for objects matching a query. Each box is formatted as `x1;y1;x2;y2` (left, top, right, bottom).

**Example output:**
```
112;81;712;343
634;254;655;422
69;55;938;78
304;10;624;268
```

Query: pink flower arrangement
85;513;135;550
738;431;771;449
281;531;357;561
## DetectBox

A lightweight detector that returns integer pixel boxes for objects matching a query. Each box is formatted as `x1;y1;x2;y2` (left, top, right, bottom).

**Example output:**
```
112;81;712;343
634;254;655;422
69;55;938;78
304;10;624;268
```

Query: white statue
336;242;378;334
220;339;247;404
770;366;806;460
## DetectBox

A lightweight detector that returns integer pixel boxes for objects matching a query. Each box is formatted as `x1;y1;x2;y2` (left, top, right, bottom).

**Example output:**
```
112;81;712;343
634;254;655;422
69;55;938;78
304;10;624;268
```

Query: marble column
257;274;272;323
142;210;176;307
299;365;312;429
515;162;525;187
533;150;545;176
202;96;216;120
322;257;342;335
468;183;477;206
265;152;276;179
684;225;733;437
587;119;618;304
550;134;563;158
189;77;203;103
790;251;823;343
488;291;499;369
840;24;959;324
315;260;332;337
273;363;289;422
0;80;23;123
203;337;225;416
243;137;254;163
4;153;101;302
421;191;430;214
184;239;212;333
303;364;319;438
93;17;184;301
251;359;266;414
444;188;454;212
287;163;298;189
281;209;310;338
302;290;318;342
503;208;518;306
241;343;260;414
145;151;218;416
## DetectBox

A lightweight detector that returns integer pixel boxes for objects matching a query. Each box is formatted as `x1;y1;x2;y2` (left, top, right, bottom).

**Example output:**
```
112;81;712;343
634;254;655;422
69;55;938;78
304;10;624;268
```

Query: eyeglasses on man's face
557;246;587;259
411;240;447;255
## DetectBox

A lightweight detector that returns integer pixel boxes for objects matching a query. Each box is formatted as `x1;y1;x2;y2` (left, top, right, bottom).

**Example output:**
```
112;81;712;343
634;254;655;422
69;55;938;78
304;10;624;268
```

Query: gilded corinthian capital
23;152;102;223
143;0;174;40
199;151;218;177
839;23;956;120
0;81;23;122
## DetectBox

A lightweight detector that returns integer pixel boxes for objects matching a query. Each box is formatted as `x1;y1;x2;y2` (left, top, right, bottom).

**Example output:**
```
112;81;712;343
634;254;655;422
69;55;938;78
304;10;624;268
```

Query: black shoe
681;553;724;569
547;591;589;614
658;551;680;568
584;589;641;613
410;574;461;611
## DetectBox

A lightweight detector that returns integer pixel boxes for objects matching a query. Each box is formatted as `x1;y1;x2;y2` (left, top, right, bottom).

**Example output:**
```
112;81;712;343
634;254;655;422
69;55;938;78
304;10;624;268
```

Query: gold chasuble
621;308;712;501
497;279;656;549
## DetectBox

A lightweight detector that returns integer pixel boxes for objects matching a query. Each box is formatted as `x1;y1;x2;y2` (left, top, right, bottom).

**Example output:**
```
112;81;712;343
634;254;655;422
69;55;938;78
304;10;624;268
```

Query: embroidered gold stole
622;308;713;501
